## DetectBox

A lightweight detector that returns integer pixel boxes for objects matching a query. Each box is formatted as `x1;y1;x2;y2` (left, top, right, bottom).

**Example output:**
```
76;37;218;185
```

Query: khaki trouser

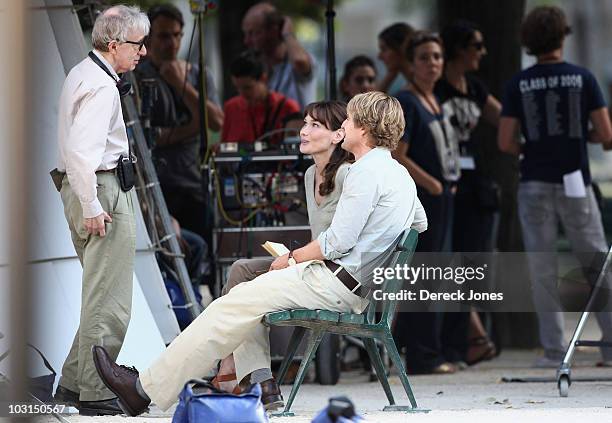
222;258;274;295
221;258;274;382
141;260;368;411
58;172;136;401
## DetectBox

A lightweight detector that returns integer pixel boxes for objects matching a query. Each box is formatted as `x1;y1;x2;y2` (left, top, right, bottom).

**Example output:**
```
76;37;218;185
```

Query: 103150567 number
2;403;66;416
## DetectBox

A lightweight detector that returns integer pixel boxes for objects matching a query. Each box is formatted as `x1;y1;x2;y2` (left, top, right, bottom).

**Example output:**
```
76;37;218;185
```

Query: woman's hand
270;253;290;271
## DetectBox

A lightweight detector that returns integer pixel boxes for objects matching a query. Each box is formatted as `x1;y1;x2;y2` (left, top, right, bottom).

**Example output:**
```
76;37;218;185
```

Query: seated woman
339;55;378;102
215;100;353;405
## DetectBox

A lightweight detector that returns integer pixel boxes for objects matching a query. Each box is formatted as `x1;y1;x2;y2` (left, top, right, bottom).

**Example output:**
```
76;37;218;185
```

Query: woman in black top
392;31;461;374
435;21;502;366
394;32;460;252
437;21;501;254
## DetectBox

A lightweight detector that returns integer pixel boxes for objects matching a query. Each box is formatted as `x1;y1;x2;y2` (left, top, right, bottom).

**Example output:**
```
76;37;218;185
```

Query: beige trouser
221;258;274;382
141;260;368;411
58;172;136;401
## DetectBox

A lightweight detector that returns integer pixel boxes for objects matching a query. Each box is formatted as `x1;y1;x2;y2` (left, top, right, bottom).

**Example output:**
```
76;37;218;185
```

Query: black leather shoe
53;385;79;407
260;378;284;411
78;398;123;416
92;346;150;416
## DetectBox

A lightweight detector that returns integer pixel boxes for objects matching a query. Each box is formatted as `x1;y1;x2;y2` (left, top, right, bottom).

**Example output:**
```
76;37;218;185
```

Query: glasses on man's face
123;37;147;52
469;41;485;51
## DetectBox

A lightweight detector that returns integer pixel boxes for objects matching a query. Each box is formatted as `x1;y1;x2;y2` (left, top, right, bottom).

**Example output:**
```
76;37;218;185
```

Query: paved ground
28;347;612;423
24;313;612;422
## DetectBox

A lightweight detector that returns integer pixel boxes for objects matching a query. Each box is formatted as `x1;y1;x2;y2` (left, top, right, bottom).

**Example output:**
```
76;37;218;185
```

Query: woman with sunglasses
392;31;462;375
339;55;378;101
434;21;503;367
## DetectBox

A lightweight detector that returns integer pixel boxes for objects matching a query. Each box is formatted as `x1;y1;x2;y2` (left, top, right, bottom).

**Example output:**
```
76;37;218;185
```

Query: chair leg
364;337;395;406
276;327;307;385
281;328;325;414
382;333;418;408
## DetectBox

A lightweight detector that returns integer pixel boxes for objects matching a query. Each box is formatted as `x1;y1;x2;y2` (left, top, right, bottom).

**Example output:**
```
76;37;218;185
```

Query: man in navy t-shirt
499;6;612;368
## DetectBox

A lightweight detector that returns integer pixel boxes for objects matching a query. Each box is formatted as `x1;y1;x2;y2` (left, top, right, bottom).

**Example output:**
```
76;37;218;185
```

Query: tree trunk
437;0;539;348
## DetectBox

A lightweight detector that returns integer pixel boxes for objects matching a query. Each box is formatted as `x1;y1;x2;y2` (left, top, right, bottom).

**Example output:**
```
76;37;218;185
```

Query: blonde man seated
92;91;427;416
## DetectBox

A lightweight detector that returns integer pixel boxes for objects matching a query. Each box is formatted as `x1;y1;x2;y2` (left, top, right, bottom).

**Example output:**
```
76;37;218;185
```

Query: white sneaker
532;356;562;368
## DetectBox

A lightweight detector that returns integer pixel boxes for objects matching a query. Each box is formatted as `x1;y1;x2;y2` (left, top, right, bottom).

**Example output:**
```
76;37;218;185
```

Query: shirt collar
354;147;390;167
92;49;120;81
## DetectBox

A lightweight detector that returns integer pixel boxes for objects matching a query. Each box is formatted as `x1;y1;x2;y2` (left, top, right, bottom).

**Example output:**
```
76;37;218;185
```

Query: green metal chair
264;229;427;416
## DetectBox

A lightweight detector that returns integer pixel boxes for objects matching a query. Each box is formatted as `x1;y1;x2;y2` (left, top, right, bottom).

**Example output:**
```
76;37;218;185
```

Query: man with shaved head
242;1;316;109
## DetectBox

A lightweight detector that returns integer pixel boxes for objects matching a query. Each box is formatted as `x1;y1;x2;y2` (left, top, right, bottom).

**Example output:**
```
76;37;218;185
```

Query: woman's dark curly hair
521;6;571;56
303;101;354;197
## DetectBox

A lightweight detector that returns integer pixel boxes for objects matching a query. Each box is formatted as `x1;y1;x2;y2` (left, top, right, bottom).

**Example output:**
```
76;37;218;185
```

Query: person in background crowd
436;20;503;367
499;5;612;368
339;55;378;101
242;2;316;109
377;22;414;93
392;31;462;375
221;51;300;144
52;5;148;416
134;3;223;241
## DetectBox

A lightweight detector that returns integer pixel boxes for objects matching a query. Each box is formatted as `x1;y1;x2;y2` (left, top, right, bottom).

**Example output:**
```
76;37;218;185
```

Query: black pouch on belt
49;168;65;192
117;154;136;192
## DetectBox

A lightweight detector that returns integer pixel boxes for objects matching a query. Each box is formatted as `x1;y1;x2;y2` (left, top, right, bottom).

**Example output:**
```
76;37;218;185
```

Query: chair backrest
365;229;418;326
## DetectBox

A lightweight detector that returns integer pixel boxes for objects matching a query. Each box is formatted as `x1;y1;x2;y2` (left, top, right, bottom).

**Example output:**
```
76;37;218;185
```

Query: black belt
324;260;360;291
96;168;117;174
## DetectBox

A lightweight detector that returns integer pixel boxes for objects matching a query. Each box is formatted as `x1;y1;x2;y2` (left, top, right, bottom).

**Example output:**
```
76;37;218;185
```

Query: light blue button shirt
317;147;427;287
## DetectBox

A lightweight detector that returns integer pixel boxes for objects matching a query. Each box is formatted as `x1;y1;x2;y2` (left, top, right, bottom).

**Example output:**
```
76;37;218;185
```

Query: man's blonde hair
347;91;405;149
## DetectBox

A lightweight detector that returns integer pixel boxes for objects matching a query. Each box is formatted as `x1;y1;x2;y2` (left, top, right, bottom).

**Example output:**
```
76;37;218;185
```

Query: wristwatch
288;250;297;266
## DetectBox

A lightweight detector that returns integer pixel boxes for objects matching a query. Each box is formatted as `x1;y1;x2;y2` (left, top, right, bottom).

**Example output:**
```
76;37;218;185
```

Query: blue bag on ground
311;396;365;423
172;379;268;423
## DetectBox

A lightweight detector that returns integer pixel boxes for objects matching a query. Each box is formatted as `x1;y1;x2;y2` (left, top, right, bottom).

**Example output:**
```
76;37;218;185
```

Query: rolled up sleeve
63;86;115;218
411;196;428;233
317;167;379;259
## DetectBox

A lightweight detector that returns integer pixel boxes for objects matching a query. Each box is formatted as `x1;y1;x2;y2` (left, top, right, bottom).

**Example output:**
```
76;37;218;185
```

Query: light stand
325;0;337;100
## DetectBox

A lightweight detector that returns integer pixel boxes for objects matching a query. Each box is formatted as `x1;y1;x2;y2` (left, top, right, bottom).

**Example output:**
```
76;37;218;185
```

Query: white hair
91;5;150;52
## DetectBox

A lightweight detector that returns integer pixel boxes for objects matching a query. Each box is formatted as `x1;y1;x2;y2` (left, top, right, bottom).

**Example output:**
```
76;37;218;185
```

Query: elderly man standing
242;2;316;109
51;5;149;416
90;91;427;416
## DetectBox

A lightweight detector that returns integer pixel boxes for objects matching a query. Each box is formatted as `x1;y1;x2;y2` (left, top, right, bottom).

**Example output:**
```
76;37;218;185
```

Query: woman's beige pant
141;260;368;411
